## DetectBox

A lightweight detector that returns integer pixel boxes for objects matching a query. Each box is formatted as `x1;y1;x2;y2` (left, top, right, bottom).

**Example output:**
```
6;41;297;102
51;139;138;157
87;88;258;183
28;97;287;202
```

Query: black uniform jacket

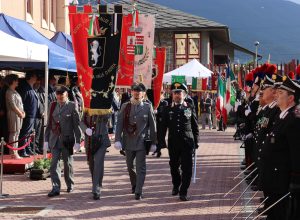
261;106;300;194
159;101;199;149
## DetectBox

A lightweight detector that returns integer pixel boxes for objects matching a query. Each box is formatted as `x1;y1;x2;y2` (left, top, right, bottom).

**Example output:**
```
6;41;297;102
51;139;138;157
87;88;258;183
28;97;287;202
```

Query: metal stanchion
32;129;37;161
0;137;9;198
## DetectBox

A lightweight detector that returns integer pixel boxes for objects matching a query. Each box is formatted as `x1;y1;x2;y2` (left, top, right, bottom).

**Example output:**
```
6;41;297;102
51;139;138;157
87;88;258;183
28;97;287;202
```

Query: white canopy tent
163;59;213;84
0;30;49;157
0;30;48;62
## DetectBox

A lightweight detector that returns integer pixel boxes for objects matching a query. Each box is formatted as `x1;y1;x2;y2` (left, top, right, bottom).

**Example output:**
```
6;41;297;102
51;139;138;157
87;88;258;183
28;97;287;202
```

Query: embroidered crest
261;117;269;128
184;108;192;118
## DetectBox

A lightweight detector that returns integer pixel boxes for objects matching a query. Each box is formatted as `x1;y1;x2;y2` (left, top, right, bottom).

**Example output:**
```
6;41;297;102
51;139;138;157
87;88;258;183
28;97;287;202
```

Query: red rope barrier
5;133;34;145
4;138;33;151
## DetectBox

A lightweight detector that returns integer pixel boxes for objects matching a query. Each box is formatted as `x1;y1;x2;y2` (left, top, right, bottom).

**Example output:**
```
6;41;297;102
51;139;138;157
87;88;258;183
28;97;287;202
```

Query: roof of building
114;0;228;30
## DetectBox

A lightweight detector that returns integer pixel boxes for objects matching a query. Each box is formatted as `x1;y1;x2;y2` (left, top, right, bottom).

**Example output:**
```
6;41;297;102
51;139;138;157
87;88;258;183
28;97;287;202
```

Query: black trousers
168;138;193;196
287;193;300;220
18;117;35;154
34;118;44;151
265;193;288;220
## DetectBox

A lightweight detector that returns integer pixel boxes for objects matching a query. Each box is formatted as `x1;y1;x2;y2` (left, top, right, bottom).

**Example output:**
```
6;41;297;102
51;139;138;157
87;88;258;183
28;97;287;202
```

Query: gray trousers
8;131;20;154
125;149;146;194
50;140;74;191
91;147;107;194
201;113;212;129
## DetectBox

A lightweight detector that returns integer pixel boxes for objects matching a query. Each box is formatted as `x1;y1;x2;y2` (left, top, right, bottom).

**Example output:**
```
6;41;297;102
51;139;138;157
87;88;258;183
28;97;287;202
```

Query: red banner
116;14;135;87
211;72;218;90
153;47;166;109
69;5;93;109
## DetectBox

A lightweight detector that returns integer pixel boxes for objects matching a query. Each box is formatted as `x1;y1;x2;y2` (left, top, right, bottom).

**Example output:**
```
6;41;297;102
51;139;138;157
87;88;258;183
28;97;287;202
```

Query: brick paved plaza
0;128;263;219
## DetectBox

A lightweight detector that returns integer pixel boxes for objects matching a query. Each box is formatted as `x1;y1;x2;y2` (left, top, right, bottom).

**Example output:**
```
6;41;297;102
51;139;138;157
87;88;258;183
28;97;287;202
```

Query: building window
26;0;34;24
175;33;201;68
42;0;49;29
49;0;56;31
43;0;48;21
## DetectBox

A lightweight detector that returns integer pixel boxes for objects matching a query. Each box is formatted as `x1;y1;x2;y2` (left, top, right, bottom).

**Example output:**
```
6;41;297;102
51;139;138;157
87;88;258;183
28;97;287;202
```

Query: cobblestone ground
0;128;263;219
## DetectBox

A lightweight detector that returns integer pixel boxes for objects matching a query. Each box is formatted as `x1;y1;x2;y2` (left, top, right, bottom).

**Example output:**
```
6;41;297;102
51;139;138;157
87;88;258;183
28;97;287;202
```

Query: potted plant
30;158;51;180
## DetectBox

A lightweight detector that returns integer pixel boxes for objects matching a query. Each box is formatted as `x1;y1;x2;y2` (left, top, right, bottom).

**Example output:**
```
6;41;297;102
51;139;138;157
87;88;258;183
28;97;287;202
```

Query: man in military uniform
81;113;111;200
44;85;82;197
159;82;199;201
260;77;300;219
114;82;157;200
251;76;281;212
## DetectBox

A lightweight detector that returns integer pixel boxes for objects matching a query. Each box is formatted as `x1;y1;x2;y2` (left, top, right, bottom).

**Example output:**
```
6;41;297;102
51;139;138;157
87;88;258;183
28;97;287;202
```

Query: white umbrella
163;59;213;84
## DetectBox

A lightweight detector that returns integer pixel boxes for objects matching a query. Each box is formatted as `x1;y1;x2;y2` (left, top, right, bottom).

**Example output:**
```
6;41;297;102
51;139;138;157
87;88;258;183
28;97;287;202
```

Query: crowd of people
234;70;300;219
0;73;200;202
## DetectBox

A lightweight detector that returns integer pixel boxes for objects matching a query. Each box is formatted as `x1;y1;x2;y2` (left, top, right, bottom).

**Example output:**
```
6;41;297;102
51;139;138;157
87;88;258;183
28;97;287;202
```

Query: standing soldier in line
252;76;280;211
260;77;300;219
159;82;199;201
81;113;111;200
44;85;82;197
114;82;157;200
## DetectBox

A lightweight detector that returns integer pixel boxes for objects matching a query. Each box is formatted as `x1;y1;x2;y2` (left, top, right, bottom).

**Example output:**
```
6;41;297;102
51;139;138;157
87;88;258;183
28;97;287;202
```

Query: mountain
78;0;300;64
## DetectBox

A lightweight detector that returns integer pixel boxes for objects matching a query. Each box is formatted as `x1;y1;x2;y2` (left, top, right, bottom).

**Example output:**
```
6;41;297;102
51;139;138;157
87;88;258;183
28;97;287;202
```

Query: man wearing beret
259;77;300;219
159;82;199;201
44;85;82;197
115;82;157;200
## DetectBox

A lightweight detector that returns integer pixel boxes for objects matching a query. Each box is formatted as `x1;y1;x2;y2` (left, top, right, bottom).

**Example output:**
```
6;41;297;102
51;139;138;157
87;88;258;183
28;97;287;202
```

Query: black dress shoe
135;193;143;200
172;187;179;196
19;153;30;158
27;149;36;155
48;190;60;197
93;193;100;200
120;150;126;156
156;151;162;158
67;187;74;193
179;195;190;201
131;186;136;194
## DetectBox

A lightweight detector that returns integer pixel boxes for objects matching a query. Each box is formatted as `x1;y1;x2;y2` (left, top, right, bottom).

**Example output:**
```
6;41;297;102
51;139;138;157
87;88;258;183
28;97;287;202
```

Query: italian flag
216;74;225;121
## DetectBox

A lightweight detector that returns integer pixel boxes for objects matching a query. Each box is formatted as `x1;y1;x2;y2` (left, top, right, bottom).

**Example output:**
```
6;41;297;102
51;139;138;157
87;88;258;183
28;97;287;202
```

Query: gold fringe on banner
84;108;113;116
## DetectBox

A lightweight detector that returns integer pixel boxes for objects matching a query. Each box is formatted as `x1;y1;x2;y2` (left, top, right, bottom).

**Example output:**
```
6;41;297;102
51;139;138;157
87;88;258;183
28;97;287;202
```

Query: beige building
0;0;71;39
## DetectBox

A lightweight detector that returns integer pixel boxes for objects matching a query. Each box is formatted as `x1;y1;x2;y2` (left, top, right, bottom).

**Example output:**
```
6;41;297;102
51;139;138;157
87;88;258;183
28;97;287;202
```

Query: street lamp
254;41;259;68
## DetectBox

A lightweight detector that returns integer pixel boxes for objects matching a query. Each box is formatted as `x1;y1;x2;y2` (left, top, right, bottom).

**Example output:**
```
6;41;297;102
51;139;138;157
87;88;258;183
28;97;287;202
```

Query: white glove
43;142;49;151
85;128;93;136
245;106;251;116
245;133;253;139
114;141;122;150
150;144;157;153
73;143;81;152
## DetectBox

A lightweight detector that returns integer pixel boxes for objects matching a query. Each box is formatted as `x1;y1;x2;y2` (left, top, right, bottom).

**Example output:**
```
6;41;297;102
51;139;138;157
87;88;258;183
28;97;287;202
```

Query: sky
287;0;300;4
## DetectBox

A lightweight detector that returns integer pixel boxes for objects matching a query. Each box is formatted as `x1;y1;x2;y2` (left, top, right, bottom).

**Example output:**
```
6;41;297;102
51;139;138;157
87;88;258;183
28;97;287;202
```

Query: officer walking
159;82;199;201
114;82;157;200
44;85;82;197
81;113;111;200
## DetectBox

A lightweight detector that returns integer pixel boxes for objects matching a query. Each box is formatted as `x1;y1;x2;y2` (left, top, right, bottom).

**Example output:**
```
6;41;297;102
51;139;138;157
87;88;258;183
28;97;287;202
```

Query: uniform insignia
261;117;269;128
184;109;191;118
271;137;275;144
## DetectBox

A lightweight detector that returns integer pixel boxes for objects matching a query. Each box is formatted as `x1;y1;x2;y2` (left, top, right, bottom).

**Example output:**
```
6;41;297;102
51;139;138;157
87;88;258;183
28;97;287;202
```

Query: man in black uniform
260;76;300;220
159;82;199;201
252;76;281;211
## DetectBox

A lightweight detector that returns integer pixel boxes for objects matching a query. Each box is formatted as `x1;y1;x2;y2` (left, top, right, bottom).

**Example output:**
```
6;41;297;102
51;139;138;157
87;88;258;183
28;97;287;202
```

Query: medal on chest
184;108;192;119
261;117;269;128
